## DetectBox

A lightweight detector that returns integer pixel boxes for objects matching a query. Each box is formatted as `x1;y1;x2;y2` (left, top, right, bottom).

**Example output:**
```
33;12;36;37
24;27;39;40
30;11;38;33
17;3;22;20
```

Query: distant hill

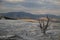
0;12;60;19
0;12;36;19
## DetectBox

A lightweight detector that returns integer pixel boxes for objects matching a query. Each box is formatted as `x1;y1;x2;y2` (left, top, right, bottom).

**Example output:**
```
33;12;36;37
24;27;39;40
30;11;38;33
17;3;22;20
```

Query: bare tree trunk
41;29;46;35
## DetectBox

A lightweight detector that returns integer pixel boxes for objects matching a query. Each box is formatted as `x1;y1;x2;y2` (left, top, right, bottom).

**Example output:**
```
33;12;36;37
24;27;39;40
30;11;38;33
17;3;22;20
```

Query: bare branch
38;20;42;29
42;21;45;27
44;16;50;30
38;16;51;34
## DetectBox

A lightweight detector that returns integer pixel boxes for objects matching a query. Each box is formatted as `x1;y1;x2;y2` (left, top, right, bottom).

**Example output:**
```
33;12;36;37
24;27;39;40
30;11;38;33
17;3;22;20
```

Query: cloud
2;0;60;10
27;9;60;15
1;5;28;13
0;0;60;15
2;0;60;5
3;0;24;3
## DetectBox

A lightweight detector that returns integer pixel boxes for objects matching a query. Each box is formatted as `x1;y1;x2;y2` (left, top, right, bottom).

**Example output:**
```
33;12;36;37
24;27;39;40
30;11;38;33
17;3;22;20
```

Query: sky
0;0;60;15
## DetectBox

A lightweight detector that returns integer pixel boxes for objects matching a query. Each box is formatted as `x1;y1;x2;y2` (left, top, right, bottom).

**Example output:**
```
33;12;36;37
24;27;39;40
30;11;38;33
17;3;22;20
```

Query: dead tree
38;16;50;35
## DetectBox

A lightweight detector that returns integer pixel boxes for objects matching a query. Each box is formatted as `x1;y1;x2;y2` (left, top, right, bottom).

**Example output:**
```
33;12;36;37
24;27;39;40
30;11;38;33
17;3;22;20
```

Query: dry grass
19;19;38;22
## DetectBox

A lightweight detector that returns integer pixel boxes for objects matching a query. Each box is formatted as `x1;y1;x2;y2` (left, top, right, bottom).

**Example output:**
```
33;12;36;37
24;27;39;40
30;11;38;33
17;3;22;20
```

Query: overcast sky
0;0;60;15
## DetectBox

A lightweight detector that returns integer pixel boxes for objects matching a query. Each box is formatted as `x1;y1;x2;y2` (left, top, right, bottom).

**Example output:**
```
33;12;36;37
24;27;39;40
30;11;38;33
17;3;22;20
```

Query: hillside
0;12;60;19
